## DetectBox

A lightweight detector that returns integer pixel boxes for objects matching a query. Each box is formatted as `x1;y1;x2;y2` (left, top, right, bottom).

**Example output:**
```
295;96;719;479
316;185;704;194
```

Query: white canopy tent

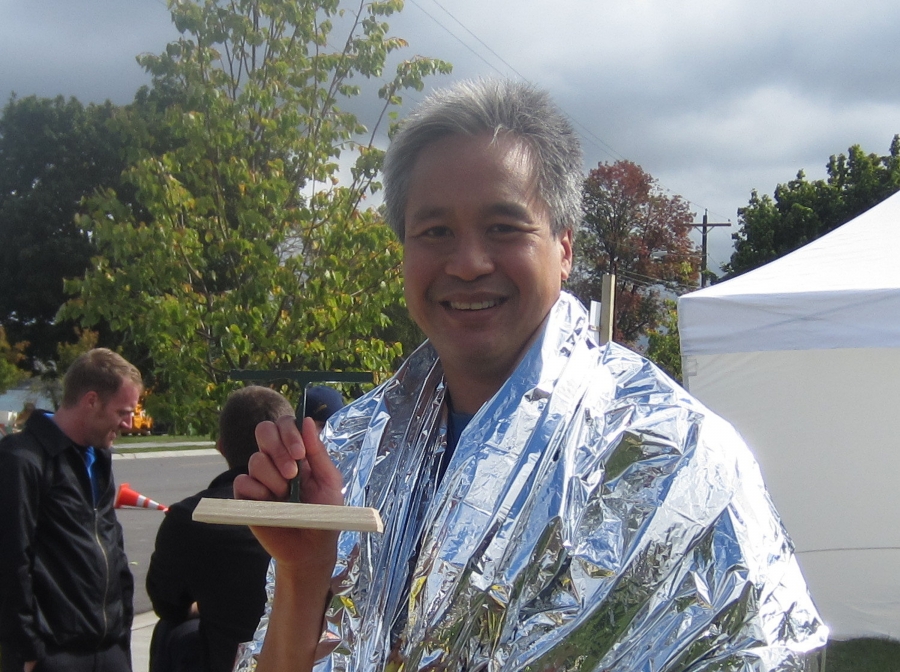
678;192;900;641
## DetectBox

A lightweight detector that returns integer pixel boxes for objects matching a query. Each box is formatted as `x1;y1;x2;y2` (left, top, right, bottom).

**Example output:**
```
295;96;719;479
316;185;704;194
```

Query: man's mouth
446;298;503;311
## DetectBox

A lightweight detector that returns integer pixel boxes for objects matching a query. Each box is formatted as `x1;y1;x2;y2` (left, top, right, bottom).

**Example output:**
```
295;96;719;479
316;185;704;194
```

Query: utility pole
686;210;730;288
599;273;615;343
589;273;616;345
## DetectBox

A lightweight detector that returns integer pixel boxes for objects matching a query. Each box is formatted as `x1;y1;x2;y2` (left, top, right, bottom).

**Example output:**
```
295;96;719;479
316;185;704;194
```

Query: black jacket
0;411;134;661
147;468;271;672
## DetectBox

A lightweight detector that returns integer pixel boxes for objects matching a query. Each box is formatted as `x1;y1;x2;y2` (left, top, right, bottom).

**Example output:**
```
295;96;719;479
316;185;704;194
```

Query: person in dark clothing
148;385;342;672
0;348;142;672
300;386;345;432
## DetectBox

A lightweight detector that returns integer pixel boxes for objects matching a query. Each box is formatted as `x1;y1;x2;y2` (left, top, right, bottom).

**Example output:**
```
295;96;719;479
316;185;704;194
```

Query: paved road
112;450;225;613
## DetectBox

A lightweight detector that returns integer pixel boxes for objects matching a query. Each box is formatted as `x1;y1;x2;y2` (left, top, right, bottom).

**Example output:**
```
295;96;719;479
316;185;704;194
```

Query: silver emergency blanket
236;291;827;671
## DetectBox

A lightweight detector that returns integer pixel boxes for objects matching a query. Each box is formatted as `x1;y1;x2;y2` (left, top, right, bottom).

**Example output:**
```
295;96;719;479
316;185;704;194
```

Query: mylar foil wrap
236;292;827;671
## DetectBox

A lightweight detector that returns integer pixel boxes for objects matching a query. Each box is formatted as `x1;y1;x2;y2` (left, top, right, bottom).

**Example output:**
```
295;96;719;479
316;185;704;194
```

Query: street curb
114;447;219;460
131;611;158;672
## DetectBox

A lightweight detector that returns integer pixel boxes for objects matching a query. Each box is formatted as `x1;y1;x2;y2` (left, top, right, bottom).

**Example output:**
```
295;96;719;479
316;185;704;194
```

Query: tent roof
679;191;900;355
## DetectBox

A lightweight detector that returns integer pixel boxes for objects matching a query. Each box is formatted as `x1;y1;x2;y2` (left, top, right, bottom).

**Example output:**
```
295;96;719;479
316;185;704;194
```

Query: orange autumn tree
568;160;700;345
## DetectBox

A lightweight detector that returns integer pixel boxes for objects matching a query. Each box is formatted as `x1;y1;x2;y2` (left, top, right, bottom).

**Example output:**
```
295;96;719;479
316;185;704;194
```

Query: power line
617;270;697;293
419;0;623;163
406;0;507;78
415;0;526;80
407;0;621;163
409;0;734;222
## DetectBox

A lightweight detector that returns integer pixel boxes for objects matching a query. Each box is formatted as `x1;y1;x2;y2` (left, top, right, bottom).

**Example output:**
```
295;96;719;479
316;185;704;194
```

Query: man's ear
559;228;574;281
83;390;100;409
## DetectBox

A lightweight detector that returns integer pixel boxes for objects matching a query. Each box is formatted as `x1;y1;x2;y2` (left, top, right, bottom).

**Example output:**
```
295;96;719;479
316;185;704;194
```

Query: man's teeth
449;299;499;310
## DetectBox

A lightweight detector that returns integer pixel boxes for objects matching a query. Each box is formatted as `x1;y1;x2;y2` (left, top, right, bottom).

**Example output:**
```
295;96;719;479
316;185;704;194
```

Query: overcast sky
3;0;900;272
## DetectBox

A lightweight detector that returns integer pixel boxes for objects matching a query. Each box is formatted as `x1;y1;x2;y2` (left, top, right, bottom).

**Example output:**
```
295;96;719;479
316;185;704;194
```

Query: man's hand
233;415;344;569
24;662;36;672
233;416;345;671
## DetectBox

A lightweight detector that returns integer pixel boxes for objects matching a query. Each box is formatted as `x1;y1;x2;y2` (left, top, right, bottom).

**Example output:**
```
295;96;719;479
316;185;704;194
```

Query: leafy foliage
568;160;700;345
64;0;451;433
644;300;681;382
0;95;130;368
0;326;27;395
825;637;900;672
377;300;425;368
727;137;900;276
26;329;102;411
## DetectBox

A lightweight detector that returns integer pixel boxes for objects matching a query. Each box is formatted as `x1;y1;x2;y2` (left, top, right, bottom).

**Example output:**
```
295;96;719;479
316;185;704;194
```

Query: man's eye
419;226;451;238
490;223;521;234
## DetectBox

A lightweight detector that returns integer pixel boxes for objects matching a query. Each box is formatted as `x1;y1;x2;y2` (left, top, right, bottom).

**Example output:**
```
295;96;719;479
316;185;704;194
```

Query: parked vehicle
123;401;154;436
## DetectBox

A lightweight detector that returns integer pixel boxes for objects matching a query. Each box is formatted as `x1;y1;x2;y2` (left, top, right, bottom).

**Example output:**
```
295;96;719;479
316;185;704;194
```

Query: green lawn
827;637;900;672
113;434;215;453
114;434;210;445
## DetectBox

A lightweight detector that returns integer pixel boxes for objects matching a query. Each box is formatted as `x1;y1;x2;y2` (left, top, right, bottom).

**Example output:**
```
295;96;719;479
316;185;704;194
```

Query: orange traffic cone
115;482;168;512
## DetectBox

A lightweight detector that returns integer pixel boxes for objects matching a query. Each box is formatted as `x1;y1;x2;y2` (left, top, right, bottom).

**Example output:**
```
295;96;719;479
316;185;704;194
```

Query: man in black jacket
147;386;309;672
0;348;142;672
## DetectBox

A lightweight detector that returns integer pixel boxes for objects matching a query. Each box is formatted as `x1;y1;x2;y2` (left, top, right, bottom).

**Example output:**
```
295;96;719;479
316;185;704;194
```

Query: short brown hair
218;386;294;470
62;348;143;407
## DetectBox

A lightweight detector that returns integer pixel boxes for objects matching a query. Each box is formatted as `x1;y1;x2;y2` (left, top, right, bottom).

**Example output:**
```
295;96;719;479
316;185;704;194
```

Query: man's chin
96;435;116;450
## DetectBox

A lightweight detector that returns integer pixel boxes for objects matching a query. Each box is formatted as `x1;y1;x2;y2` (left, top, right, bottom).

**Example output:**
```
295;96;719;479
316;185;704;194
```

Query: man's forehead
417;130;535;167
408;132;542;201
102;379;141;403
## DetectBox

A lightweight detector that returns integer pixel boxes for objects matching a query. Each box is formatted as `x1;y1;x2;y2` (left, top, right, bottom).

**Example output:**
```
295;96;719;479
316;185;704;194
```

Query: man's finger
242;451;295;500
233;471;278;502
255;417;305;480
299;417;344;496
275;415;307;458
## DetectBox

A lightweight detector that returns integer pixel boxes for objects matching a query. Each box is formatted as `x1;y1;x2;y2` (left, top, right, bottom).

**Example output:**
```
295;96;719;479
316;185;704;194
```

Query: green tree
727;138;900;276
644;300;681;382
24;328;102;411
0;95;131;368
64;0;451;433
377;300;425;369
0;326;27;395
568;160;700;346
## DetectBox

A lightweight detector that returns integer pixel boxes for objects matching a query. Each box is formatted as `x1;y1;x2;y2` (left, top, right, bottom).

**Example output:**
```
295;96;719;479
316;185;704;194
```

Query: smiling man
0;348;141;672
234;80;827;671
402;131;572;415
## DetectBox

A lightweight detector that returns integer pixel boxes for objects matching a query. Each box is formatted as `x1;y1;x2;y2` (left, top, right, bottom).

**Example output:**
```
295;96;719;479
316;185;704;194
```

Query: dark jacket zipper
92;498;111;643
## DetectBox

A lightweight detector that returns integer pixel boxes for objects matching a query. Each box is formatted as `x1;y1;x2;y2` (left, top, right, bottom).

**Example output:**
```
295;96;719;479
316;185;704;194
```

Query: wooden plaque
192;498;384;533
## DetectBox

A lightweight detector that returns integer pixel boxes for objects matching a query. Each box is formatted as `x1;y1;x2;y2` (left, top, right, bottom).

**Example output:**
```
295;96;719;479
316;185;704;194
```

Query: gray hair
383;79;583;240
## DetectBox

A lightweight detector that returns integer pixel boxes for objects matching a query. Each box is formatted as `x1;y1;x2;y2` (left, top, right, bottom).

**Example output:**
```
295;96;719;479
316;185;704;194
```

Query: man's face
403;132;573;398
84;380;141;449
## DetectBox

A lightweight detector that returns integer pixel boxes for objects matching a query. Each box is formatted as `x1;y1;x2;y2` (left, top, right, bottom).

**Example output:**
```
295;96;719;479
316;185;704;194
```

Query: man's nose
121;414;134;429
445;236;494;281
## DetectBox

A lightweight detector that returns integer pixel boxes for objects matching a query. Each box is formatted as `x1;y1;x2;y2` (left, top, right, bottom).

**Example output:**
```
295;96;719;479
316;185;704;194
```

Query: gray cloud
0;0;177;103
3;0;897;272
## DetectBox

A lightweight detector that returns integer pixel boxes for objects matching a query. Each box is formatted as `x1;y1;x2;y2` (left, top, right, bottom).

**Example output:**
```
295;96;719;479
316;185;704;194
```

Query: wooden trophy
192;498;383;533
193;374;382;534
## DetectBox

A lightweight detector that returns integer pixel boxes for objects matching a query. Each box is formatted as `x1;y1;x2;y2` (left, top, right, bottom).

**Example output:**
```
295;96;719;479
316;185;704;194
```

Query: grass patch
113;443;216;454
826;637;900;672
115;434;209;445
113;434;215;453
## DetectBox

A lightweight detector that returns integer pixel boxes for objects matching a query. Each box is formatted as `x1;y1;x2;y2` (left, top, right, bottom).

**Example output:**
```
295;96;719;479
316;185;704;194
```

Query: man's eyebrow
483;202;534;222
408;205;449;225
408;201;536;226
